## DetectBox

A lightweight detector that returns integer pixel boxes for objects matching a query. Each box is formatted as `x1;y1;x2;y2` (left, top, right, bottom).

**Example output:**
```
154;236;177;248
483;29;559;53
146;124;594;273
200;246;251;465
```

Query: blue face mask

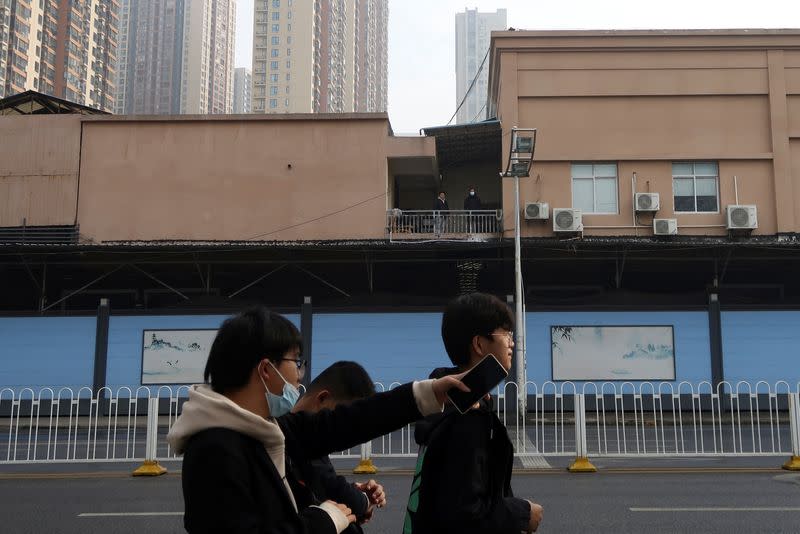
260;361;300;418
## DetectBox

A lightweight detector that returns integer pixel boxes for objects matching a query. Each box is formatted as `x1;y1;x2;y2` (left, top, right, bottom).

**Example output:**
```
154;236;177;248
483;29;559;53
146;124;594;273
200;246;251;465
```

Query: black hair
438;191;446;196
204;306;303;394
304;361;375;402
441;292;514;367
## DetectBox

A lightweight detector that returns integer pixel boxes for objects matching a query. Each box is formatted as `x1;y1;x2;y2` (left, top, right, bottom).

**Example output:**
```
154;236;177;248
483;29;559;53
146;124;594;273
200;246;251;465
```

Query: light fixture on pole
500;127;536;416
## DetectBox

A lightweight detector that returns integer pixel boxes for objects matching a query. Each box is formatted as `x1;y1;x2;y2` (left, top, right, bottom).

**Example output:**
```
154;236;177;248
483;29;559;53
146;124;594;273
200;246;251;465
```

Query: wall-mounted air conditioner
653;218;678;236
726;205;758;231
635;192;660;212
524;202;549;220
552;208;583;233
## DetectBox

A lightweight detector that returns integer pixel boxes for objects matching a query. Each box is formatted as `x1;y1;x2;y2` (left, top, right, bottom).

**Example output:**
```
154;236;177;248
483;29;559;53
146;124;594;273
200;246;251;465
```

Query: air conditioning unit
523;202;549;220
635;192;660;212
552;208;583;233
726;205;758;230
653;218;678;236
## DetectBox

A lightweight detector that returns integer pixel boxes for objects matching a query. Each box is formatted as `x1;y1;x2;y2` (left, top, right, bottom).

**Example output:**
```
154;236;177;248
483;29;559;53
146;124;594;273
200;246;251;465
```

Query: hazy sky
235;0;795;134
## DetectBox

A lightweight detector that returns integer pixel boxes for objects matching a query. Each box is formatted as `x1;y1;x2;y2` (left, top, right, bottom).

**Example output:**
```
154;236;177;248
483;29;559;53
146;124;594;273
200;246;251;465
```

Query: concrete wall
489;30;800;238
0;115;82;226
75;115;400;241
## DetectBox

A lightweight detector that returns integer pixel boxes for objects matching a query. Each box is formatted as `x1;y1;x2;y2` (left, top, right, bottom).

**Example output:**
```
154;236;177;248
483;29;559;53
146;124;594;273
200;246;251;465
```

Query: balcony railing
386;210;503;241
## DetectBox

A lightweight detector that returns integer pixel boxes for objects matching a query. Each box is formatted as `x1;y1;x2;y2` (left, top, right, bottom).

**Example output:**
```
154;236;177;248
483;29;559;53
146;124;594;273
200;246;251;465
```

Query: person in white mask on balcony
167;306;468;534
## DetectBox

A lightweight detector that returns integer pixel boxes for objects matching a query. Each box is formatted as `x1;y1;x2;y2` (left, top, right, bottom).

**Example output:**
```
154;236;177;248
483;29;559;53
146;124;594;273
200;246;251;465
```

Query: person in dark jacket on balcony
403;293;544;534
166;306;468;534
288;361;385;534
433;191;449;234
463;186;482;211
463;187;483;232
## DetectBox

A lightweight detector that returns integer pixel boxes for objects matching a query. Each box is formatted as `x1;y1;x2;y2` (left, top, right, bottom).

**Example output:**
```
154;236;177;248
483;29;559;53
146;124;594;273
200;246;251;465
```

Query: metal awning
0;90;109;115
421;119;502;169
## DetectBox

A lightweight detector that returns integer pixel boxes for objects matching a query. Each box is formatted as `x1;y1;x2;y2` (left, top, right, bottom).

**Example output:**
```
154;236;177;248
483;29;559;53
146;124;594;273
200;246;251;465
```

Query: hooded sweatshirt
167;384;348;532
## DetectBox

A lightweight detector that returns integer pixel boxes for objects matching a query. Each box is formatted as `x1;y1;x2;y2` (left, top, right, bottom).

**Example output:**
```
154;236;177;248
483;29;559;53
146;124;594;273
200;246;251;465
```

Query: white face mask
469;191;475;196
258;361;300;418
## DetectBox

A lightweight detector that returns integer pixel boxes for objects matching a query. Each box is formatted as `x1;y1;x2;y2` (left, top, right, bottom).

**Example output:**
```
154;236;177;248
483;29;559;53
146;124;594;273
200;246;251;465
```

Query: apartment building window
571;163;618;214
287;23;291;31
272;0;279;6
272;12;279;20
271;48;279;57
270;73;279;82
286;73;290;81
287;36;292;44
270;86;278;95
286;60;291;68
287;10;291;19
270;61;278;70
271;36;279;45
270;99;277;108
272;24;279;32
285;86;289;94
285;98;289;107
673;162;719;212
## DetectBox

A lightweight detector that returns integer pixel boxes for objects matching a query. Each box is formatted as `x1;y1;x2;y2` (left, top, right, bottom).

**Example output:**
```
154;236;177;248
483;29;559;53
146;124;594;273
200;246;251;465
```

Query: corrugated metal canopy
421;119;502;169
0;90;108;115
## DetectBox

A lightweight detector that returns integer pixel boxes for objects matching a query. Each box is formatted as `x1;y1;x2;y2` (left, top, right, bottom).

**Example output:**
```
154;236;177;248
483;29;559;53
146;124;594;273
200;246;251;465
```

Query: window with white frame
672;162;719;212
571;163;618;214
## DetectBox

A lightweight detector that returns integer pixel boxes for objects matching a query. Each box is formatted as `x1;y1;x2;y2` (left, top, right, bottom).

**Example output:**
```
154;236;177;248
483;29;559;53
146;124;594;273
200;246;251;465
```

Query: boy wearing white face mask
167;306;469;534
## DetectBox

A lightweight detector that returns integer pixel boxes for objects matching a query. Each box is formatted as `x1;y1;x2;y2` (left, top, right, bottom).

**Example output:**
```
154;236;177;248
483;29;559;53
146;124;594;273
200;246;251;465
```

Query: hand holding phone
446;354;508;414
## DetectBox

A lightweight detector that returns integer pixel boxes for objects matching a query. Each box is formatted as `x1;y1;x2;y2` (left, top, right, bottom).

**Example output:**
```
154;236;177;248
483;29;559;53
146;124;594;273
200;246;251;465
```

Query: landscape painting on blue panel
141;329;217;384
551;325;676;381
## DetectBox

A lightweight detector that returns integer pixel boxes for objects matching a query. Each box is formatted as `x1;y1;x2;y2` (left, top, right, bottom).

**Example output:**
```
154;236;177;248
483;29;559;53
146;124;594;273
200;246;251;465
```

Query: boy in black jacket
403;293;544;534
288;361;386;534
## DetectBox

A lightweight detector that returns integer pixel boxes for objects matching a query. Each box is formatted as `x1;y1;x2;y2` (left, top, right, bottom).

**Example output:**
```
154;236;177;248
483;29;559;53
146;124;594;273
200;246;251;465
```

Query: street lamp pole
502;127;537;416
513;171;526;415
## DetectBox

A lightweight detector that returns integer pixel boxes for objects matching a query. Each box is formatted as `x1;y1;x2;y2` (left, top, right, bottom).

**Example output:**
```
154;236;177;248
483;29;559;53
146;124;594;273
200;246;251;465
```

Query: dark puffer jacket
403;367;530;534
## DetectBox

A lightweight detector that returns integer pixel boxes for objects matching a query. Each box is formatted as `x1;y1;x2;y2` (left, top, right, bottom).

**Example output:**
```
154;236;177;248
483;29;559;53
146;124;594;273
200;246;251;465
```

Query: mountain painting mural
550;325;675;381
141;329;218;385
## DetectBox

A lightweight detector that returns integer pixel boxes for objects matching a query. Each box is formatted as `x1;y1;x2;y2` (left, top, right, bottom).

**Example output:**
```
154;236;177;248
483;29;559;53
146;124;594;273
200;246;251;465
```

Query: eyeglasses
280;358;307;378
489;331;514;342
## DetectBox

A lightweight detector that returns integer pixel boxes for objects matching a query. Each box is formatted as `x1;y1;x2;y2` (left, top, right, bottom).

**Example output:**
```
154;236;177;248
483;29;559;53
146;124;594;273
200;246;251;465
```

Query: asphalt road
1;464;799;533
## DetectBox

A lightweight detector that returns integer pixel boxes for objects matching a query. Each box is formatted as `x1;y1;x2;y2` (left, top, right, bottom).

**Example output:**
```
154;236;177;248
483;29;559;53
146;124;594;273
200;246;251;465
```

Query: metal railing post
782;392;800;470
568;394;597;472
353;441;378;474
132;397;167;476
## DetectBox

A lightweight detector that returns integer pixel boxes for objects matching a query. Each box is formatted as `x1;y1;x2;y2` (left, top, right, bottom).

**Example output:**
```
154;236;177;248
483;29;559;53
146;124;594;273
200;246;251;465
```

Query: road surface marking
630;507;800;512
79;512;183;517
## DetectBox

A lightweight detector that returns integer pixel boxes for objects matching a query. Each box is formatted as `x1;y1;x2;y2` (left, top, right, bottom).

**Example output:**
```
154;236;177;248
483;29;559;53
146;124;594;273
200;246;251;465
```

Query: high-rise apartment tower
0;0;119;111
251;0;387;114
114;0;234;115
454;7;506;124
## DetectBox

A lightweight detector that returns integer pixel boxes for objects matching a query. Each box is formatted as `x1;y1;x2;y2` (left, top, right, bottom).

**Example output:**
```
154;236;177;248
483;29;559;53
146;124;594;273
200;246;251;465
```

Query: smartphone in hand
446;354;508;414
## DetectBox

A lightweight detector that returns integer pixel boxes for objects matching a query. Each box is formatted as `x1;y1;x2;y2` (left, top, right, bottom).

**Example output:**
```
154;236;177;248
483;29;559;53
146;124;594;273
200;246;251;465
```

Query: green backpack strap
402;445;428;534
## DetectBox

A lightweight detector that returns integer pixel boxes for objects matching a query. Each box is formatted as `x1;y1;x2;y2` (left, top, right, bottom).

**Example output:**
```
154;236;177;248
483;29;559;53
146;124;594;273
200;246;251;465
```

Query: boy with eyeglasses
403;292;544;533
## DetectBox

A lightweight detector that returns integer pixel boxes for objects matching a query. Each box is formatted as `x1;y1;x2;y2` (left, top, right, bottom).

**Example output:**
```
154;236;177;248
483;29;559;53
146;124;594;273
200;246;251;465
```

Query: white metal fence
1;381;798;465
387;209;503;239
